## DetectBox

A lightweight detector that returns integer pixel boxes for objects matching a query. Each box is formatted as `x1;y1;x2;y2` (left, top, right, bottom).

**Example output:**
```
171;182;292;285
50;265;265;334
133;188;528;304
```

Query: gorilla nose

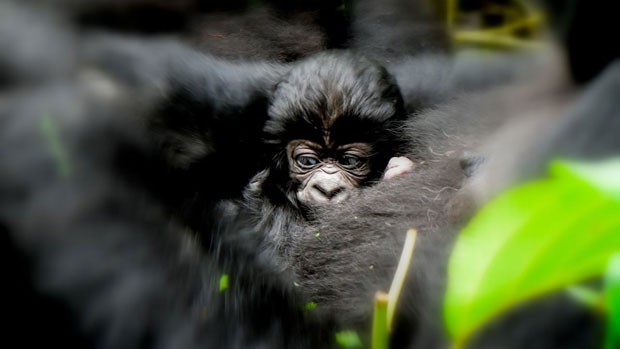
312;182;348;203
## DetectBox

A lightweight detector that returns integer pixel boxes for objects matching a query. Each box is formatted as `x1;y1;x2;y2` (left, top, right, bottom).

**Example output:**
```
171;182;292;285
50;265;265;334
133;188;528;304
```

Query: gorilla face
287;139;372;205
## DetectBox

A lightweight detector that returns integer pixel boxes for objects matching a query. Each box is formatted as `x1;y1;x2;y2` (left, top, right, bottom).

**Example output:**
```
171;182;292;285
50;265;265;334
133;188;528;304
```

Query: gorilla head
260;51;408;209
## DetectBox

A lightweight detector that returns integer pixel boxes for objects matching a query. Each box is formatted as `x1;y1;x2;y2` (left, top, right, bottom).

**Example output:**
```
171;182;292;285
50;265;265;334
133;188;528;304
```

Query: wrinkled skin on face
287;141;415;206
287;140;373;205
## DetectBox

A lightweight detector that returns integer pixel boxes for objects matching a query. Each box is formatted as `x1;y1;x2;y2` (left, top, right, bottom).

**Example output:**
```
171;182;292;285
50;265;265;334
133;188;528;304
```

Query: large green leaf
444;159;620;348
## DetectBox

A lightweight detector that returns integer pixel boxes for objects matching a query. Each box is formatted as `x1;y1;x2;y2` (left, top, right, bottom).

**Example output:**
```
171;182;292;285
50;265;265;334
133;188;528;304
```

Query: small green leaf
293;281;300;287
315;232;321;238
304;301;317;312
604;254;620;349
335;330;363;349
219;274;229;293
444;158;620;347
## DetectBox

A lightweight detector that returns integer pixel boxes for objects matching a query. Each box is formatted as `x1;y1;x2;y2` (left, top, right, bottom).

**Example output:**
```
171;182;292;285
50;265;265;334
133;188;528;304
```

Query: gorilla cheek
296;171;354;206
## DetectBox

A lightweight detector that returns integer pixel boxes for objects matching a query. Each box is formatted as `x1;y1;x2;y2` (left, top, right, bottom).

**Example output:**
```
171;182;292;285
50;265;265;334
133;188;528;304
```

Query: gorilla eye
296;155;320;168
340;155;363;169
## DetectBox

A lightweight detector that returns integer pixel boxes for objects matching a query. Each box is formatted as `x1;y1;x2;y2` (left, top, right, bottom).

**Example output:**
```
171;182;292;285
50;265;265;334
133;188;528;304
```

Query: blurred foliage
304;301;318;312
219;274;230;292
335;330;363;349
447;0;545;49
604;255;620;349
444;159;620;349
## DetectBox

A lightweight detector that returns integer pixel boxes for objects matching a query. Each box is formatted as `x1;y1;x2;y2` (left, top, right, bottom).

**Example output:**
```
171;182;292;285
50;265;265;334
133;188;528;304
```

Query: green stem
387;229;418;331
372;292;389;349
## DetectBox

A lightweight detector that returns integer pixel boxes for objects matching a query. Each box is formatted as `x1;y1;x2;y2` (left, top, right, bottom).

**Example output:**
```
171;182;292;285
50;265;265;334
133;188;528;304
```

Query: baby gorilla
257;51;414;210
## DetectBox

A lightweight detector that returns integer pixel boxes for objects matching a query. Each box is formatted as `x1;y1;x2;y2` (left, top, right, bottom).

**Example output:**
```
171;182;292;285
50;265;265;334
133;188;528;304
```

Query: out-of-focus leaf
604;254;620;349
219;274;229;292
444;159;620;348
304;301;317;312
335;330;363;349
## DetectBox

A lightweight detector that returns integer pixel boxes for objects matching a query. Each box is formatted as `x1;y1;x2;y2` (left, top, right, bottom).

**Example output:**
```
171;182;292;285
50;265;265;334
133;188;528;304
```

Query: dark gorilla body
1;1;619;349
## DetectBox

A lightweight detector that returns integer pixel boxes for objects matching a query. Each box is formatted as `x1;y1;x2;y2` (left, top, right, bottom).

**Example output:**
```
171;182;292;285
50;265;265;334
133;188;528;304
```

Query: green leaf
335;330;363;349
444;158;620;348
304;301;317;312
219;274;229;293
604;254;620;349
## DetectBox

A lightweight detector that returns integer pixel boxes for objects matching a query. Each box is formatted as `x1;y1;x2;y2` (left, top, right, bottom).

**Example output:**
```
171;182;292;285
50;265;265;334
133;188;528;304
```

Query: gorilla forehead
265;51;404;146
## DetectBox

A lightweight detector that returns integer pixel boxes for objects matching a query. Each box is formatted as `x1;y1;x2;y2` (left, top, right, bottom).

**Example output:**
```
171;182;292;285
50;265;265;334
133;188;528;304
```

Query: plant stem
387;229;418;331
372;292;389;349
